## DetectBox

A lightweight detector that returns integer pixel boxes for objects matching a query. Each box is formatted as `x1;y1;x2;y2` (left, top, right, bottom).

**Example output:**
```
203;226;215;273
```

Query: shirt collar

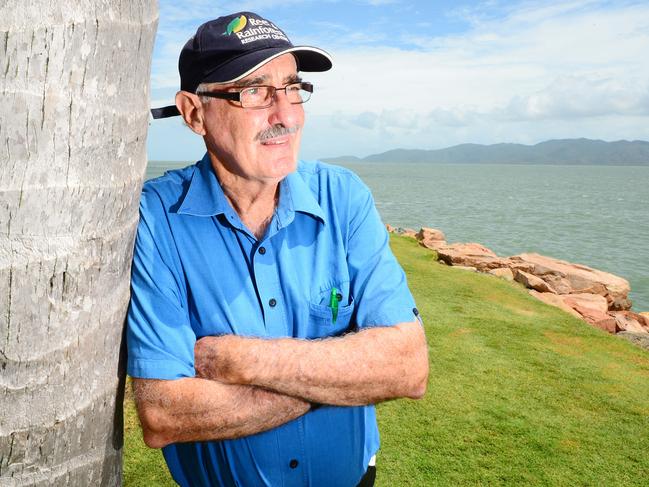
177;153;232;217
279;168;326;225
176;154;326;225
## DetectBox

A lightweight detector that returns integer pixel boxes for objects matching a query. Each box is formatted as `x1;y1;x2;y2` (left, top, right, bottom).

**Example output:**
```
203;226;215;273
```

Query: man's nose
267;88;301;126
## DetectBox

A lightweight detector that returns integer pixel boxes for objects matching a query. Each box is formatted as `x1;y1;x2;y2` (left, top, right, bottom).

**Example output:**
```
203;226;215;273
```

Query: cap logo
223;15;247;35
222;16;290;45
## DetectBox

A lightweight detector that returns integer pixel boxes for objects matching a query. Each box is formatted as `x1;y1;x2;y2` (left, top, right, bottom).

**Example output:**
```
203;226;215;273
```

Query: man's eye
286;84;300;92
245;87;259;96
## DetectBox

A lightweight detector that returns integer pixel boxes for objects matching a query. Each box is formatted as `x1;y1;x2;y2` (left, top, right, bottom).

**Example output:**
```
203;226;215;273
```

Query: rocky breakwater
387;225;649;349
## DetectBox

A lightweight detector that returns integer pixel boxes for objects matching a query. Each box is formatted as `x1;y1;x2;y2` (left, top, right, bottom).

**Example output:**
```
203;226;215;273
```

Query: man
128;11;428;487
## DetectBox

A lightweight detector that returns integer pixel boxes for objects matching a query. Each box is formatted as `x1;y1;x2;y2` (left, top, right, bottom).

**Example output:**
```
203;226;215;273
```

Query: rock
509;253;630;309
416;227;447;250
528;290;582;318
616;332;649;351
591;316;618;334
610;295;634;311
489;268;514;281
453;265;478;272
610;311;648;334
562;293;609;315
509;262;536;274
514;270;557;293
529;263;566;277
436;243;509;271
640;313;649;327
386;225;418;239
561;293;616;332
574;307;617;333
416;227;445;241
396;227;417;239
538;274;574;295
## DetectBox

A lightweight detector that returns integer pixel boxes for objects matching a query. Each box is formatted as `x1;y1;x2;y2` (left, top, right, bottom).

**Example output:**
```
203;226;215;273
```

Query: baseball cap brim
151;46;332;119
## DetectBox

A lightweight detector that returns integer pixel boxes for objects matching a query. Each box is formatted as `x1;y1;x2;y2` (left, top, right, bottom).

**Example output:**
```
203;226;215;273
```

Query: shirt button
269;298;277;307
289;459;298;469
258;246;266;255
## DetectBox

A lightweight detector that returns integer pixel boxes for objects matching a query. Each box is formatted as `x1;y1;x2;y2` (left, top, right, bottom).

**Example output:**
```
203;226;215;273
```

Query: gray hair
195;81;224;104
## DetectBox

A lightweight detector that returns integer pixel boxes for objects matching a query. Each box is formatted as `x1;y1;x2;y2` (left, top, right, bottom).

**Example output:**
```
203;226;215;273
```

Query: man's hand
133;377;310;448
194;321;429;406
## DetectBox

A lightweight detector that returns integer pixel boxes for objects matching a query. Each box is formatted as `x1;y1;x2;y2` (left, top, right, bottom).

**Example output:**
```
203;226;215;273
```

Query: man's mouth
255;124;300;144
261;135;290;146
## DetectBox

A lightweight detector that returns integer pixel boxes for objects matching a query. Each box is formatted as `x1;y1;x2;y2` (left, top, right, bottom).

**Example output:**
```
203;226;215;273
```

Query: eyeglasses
198;81;314;109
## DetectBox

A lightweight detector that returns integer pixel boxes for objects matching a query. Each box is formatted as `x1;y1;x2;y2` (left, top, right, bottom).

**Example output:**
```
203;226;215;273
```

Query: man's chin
272;156;298;178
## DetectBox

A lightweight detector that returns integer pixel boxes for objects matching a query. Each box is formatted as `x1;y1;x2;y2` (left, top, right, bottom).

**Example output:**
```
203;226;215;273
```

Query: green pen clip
329;287;340;324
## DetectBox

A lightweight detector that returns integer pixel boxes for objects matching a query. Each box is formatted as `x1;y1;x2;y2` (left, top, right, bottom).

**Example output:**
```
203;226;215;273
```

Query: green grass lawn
124;235;649;486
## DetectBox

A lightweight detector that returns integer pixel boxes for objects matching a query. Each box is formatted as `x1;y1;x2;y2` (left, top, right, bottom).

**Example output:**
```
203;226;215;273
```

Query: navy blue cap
151;12;332;119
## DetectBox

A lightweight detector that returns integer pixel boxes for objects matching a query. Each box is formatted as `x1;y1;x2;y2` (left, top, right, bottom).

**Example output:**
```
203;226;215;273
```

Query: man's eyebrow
232;75;268;88
285;74;302;84
231;73;302;88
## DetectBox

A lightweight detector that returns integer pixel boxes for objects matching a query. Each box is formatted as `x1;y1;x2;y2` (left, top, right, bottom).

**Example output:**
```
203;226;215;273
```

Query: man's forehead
235;54;299;85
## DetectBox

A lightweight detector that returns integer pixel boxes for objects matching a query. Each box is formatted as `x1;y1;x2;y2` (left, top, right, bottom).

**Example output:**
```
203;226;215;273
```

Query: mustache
255;124;300;142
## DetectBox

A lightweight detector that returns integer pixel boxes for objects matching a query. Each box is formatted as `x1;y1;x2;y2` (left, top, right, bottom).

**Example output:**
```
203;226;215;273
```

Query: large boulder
514;270;557;293
436;243;509;271
609;311;649;334
638;312;649;326
562;293;609;315
416;227;447;250
489;267;514;281
536;274;575;295
562;294;616;333
528;290;582;318
509;253;630;309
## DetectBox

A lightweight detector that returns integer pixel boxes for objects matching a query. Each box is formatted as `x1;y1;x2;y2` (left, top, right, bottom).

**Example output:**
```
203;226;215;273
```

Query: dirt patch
450;328;473;337
543;331;584;357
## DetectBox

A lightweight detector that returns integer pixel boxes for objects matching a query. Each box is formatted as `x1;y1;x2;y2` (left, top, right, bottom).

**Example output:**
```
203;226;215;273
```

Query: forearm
133;377;310;448
195;321;429;406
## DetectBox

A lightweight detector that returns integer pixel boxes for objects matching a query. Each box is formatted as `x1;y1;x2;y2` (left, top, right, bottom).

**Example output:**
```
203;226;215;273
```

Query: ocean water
145;160;649;312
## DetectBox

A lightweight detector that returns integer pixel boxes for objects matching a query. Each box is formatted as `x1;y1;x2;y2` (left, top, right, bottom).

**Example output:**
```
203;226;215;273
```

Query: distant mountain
322;139;649;165
321;155;362;164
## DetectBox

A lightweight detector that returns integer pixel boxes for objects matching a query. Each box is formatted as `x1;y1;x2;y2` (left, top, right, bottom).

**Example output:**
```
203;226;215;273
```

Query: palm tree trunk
0;1;158;484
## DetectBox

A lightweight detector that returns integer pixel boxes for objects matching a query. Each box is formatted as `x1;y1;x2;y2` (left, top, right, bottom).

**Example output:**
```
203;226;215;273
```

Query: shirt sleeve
345;175;419;328
126;187;196;380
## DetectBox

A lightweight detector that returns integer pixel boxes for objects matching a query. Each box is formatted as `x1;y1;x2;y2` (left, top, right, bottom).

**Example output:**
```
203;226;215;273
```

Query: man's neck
211;162;280;240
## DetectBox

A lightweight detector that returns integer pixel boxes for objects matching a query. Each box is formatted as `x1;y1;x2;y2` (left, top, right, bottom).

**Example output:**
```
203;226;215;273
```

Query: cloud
363;0;399;5
500;75;649;121
298;0;649;156
148;1;649;160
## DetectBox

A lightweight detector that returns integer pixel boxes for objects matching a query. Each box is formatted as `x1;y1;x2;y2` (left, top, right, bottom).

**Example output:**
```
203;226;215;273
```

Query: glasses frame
198;81;314;109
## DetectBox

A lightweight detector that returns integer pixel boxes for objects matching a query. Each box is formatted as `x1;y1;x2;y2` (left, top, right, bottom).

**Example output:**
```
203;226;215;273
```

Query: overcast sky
147;0;649;161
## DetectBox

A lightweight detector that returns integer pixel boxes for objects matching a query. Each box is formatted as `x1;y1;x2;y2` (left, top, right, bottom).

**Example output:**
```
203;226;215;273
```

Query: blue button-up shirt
127;154;417;487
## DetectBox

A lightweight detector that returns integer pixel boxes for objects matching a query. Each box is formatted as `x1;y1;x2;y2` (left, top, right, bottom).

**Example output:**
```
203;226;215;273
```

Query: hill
323;138;649;165
123;235;649;486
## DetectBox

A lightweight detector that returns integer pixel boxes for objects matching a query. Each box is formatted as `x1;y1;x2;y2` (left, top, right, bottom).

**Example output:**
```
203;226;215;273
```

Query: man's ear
175;91;207;135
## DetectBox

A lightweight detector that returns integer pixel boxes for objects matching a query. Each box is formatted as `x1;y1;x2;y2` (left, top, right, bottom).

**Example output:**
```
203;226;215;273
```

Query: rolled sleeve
127;189;196;380
346;177;418;328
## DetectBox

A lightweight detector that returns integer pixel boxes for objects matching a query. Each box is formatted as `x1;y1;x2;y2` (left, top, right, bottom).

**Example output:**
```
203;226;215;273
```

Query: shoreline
388;225;649;348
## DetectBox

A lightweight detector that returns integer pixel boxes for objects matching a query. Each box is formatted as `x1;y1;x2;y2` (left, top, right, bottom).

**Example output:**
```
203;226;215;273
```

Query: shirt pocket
307;280;355;338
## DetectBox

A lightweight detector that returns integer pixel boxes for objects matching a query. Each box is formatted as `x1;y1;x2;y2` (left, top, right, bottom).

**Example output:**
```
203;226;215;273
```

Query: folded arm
133;377;310;448
194;320;429;406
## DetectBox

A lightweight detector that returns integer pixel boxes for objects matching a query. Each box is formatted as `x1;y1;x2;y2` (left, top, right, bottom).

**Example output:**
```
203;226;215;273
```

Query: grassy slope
124;235;649;486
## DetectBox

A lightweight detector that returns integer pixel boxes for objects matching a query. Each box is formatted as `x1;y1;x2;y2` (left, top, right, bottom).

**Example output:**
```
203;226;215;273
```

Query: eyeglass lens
240;83;311;108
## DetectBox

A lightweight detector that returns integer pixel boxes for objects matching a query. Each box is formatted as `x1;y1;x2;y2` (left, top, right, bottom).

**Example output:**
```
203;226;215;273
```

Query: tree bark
0;1;158;485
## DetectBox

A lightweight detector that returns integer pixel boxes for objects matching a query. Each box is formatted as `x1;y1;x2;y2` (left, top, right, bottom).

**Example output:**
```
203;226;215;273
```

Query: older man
128;11;428;487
